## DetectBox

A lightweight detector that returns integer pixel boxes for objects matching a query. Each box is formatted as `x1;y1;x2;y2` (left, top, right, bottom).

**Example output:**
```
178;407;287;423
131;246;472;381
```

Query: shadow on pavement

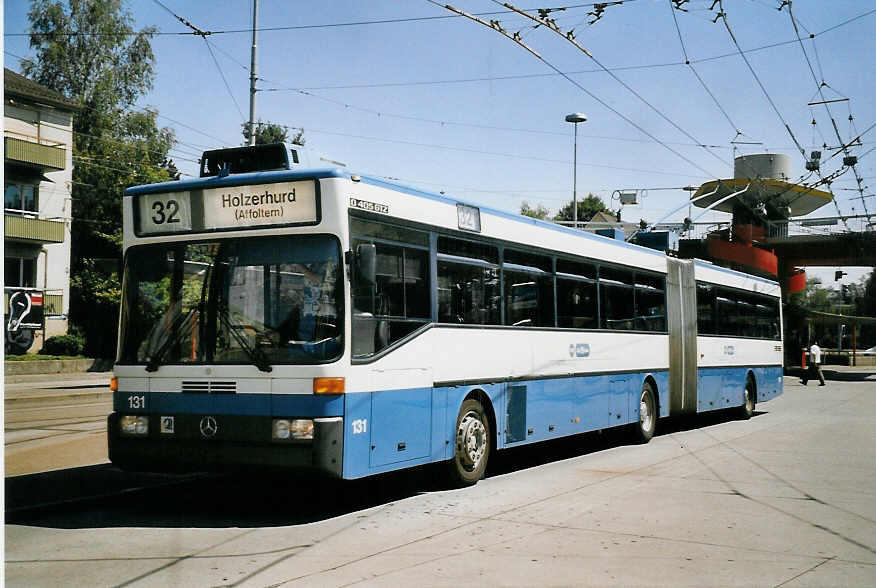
821;369;876;382
5;408;759;530
786;366;876;382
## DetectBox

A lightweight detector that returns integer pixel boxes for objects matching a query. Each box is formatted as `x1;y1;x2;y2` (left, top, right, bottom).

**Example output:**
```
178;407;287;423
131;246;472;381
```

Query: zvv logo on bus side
569;343;591;358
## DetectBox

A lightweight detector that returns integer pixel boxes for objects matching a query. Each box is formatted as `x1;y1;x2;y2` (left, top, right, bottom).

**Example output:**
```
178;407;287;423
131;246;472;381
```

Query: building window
5;182;38;213
5;257;37;288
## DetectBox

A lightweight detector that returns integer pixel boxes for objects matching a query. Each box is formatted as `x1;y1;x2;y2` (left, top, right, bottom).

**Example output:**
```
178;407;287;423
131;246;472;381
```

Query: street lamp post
565;113;587;229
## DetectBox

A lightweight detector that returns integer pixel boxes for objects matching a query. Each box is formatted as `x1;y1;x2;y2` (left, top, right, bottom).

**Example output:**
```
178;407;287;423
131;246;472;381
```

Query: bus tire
447;398;491;487
633;381;657;444
738;376;755;420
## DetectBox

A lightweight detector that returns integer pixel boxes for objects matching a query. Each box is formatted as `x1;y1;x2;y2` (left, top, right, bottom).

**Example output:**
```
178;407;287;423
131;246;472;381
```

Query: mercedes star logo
199;416;218;439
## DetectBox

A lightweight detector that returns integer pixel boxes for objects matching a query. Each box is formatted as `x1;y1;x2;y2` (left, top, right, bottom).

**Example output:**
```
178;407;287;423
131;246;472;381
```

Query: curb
4;358;114;376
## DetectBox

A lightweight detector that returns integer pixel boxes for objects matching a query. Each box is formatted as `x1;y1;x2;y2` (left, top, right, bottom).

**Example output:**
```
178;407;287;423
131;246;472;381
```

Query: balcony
4;136;66;171
3;289;64;317
4;214;65;243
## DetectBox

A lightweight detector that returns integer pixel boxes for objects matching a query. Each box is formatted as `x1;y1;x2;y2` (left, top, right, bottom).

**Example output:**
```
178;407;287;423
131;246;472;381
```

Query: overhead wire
199;29;734;151
668;0;742;138
785;1;870;220
6;3;635;38
5;49;235;148
287;124;712;178
495;1;728;172
430;1;721;179
150;0;246;123
714;1;850;226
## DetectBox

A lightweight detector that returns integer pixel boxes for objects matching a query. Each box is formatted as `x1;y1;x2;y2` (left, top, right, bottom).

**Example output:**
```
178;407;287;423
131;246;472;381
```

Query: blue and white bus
109;144;783;486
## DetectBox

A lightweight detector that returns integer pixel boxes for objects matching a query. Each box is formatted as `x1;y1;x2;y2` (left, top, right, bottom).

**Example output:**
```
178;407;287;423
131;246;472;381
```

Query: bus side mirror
356;243;376;286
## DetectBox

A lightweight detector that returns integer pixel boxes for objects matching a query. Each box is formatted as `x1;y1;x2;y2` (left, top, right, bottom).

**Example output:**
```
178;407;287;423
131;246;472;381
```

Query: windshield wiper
217;308;273;373
144;309;198;372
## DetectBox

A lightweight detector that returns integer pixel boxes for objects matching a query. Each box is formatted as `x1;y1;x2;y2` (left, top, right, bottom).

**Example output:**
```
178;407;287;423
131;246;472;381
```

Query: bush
40;334;85;356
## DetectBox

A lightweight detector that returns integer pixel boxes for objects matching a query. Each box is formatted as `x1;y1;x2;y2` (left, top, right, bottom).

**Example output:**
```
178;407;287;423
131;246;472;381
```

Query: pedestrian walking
801;341;826;386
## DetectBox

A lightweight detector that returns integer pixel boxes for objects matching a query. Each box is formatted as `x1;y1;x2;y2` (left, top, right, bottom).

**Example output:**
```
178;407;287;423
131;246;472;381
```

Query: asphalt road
5;373;876;587
4;372;113;476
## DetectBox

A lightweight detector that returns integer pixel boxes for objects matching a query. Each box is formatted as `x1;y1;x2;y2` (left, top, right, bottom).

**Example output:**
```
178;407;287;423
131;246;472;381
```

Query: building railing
4;214;65;243
4;135;66;171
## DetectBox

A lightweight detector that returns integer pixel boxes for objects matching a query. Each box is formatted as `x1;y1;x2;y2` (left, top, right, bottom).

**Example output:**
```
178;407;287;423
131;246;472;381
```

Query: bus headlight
120;415;149;436
272;419;314;441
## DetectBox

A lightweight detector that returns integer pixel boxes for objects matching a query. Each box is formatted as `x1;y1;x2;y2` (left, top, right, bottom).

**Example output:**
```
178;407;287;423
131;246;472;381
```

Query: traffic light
835;270;847;281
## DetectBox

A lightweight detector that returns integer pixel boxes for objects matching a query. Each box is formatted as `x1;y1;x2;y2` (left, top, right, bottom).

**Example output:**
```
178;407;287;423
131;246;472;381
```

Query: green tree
23;0;177;357
242;120;305;146
792;278;839;310
553;193;613;224
520;201;550;220
855;268;876;348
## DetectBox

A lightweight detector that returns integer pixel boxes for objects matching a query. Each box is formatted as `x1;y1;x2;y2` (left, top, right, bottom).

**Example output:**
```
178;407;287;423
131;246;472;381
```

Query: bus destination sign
203;181;316;229
136;181;318;235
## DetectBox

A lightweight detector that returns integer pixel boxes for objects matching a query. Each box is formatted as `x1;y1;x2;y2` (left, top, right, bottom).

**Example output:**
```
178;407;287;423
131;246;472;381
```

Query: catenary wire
786;1;870;219
668;0;741;136
496;1;729;171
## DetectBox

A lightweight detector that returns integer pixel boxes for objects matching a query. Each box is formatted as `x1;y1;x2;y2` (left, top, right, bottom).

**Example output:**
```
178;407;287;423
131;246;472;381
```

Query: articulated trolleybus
109;144;783;486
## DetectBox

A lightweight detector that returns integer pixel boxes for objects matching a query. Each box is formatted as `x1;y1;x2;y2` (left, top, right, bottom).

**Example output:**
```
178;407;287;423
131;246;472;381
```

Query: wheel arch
462;388;498;455
642;373;661;419
746;370;758;403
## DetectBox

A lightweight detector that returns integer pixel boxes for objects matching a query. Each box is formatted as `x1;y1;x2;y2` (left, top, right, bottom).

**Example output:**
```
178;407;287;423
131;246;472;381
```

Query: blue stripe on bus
113;391;344;417
116;364;781;480
341;365;781;479
696;365;783;411
341;370;672;479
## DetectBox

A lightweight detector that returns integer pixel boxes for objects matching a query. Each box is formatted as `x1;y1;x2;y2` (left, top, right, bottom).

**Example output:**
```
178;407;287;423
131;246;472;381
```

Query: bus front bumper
107;412;343;477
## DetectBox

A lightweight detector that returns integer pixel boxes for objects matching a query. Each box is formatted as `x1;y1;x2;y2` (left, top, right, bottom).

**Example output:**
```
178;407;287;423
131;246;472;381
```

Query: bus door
666;258;698;415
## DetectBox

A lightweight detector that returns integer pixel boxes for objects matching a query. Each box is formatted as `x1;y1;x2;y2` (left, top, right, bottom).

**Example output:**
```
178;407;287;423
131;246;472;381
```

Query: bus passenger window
438;262;500;325
634;273;666;332
556;278;597;329
351;234;430;358
503;270;554;327
599;266;635;330
503;249;554;328
716;290;740;336
696;283;716;335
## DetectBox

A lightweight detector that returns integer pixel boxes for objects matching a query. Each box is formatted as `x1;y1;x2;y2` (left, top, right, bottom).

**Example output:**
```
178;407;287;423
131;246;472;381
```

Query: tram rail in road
6;375;876;587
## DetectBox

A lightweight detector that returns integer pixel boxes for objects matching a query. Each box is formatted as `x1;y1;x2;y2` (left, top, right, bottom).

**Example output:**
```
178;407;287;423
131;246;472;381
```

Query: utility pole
247;0;259;146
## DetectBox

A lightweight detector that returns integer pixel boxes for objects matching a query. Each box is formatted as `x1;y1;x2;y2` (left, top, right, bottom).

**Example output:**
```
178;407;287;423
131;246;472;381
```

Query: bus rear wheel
447;398;491;487
738;377;755;420
633;381;657;444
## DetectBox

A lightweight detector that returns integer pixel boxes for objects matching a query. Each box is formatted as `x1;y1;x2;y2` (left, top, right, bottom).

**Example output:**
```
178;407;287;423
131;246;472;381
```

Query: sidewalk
4;370;113;393
4;357;113;379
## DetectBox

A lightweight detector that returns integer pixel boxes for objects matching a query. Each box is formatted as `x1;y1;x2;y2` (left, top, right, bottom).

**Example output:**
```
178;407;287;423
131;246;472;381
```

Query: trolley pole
247;0;259;146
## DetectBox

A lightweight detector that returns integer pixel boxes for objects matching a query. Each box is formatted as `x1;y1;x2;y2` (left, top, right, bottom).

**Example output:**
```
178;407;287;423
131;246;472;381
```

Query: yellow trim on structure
693;178;832;200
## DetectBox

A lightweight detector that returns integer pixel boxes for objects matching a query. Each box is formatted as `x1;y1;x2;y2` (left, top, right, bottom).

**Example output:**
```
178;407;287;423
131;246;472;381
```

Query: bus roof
125;167;668;260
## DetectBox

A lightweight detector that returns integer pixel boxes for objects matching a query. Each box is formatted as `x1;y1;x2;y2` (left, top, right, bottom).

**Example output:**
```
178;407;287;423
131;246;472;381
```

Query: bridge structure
674;153;875;366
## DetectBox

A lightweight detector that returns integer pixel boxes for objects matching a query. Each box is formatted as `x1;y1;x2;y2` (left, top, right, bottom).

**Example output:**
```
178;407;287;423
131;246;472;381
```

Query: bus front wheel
633;381;657;444
448;398;491;487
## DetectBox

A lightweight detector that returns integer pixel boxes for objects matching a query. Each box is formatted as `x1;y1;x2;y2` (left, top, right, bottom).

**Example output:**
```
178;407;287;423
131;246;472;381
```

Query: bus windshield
117;234;342;368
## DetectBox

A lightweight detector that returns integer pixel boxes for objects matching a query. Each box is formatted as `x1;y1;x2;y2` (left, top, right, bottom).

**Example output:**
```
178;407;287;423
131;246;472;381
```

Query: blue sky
5;0;875;283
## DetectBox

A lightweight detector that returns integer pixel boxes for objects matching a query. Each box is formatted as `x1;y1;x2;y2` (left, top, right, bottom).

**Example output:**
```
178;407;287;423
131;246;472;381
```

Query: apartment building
4;68;77;353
